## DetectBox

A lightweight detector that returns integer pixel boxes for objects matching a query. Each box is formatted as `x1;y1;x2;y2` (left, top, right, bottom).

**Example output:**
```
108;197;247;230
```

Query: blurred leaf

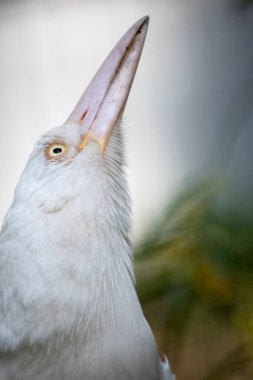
135;175;253;379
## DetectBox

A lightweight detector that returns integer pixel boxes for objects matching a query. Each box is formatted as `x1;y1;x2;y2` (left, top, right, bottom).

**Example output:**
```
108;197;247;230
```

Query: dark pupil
53;147;62;154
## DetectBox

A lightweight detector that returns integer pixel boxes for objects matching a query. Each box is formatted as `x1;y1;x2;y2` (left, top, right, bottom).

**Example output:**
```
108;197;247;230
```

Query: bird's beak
65;16;149;152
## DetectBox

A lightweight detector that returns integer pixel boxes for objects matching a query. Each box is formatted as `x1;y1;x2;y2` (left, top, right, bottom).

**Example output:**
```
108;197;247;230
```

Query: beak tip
143;15;150;23
138;15;150;32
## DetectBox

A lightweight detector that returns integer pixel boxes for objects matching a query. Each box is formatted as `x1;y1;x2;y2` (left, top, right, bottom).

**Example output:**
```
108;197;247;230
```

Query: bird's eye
46;144;68;159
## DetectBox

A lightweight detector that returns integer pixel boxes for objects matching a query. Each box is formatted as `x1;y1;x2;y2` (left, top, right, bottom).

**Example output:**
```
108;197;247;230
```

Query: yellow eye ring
46;144;68;159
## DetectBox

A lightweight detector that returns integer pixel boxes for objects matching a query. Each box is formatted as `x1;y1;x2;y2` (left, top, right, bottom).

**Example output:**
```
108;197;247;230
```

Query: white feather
0;124;175;379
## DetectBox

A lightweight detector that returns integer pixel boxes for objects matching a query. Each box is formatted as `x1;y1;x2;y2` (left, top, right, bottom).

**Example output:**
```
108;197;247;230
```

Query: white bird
0;16;175;380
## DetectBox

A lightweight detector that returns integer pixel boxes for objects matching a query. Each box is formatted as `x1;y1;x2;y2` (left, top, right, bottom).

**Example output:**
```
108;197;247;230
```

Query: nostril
79;110;88;123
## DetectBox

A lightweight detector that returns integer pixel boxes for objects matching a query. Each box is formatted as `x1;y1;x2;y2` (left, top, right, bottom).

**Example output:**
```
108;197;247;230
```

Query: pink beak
65;16;149;152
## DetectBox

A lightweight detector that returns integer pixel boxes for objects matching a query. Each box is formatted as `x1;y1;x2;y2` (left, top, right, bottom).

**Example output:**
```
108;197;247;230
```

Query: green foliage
135;176;253;380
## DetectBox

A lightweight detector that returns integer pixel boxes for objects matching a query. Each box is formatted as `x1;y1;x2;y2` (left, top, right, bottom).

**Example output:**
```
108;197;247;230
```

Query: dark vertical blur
136;1;253;379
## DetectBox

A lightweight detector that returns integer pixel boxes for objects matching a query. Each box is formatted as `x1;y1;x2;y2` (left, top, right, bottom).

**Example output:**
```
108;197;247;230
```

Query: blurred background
0;0;253;379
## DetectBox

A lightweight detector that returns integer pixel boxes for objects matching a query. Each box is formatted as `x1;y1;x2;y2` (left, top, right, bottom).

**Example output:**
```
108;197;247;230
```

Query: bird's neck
0;184;160;379
0;212;142;355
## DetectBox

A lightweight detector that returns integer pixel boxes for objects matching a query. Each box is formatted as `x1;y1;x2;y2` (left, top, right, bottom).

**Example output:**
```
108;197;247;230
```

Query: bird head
1;17;149;329
12;16;149;241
